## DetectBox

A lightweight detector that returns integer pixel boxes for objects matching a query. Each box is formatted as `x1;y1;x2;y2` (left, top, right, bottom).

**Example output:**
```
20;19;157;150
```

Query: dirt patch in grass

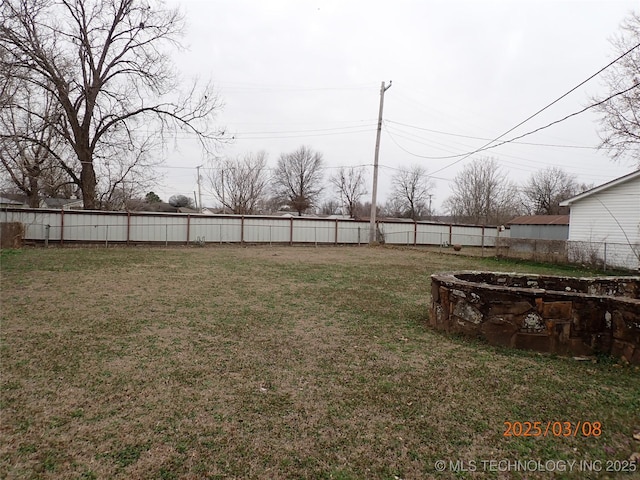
1;246;639;479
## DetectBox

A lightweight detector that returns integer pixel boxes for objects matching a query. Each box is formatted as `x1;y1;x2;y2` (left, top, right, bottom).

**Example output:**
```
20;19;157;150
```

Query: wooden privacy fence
0;208;507;247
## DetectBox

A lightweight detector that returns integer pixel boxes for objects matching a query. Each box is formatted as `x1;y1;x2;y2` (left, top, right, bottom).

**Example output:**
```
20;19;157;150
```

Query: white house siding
566;176;640;270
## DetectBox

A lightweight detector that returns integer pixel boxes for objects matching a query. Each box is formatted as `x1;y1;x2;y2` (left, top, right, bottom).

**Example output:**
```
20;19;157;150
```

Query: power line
385;119;602;150
233;124;377;135
385;82;640;165
383;122;620;174
387;40;640;173
216;81;379;93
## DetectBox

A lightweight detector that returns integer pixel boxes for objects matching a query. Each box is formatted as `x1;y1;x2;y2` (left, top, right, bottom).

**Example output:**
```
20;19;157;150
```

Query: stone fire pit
430;272;640;364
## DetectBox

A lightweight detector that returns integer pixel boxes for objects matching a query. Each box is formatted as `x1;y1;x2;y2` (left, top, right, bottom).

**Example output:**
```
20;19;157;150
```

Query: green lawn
1;246;638;479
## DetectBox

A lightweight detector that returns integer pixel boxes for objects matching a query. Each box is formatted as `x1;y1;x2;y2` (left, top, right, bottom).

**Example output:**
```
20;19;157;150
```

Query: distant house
41;197;84;210
0;194;84;210
507;215;569;240
559;170;640;270
0;196;26;208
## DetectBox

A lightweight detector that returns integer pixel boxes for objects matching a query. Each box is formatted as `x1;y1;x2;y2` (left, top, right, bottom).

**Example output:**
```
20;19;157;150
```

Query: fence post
289;217;293;246
414;221;417;246
127;211;131;245
335;219;339;245
45;224;50;247
269;225;272;246
186;215;190;245
448;224;452;246
358;226;361;246
219;224;222;245
165;225;168;247
315;226;317;247
604;242;607;271
60;208;64;246
241;216;245;245
105;224;109;248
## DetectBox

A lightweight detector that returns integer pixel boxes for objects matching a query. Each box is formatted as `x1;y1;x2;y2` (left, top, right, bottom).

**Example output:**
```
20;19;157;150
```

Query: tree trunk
79;153;98;209
27;173;39;208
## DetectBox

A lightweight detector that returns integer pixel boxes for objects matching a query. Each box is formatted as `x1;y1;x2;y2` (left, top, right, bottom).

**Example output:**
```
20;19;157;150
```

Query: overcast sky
156;0;638;213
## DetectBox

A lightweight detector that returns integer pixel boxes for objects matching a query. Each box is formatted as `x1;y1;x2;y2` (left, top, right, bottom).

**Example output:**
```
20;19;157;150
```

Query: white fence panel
451;225;484;246
379;222;414;245
1;208;509;248
129;214;187;243
244;217;290;243
416;224;450;245
189;216;242;243
1;210;59;240
337;221;366;244
292;219;334;243
64;212;128;242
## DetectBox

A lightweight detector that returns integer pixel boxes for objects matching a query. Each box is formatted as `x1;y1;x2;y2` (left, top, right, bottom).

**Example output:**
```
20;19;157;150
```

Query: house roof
508;215;569;226
0;196;25;205
42;197;83;208
559;169;640;206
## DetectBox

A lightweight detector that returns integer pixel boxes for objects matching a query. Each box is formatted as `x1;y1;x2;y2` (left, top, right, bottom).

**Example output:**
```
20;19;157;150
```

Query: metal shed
507;215;569;240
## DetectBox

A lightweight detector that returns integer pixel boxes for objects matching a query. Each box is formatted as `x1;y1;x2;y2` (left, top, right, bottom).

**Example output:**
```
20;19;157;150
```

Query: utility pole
196;165;203;212
369;80;392;244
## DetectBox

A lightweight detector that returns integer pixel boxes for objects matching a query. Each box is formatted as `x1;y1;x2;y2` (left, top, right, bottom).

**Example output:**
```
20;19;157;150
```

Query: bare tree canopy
0;0;223;209
521;167;587;215
329;166;367;218
444;158;520;225
272;146;324;216
208;152;270;214
0;80;73;207
319;199;341;215
168;194;194;208
592;11;640;167
388;165;434;220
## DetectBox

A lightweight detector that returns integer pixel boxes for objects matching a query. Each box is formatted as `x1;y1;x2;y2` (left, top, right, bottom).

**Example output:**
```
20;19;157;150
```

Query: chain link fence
496;237;640;271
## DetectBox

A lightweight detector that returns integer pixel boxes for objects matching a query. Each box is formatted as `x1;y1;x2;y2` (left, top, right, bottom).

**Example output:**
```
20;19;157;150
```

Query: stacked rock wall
430;272;640;364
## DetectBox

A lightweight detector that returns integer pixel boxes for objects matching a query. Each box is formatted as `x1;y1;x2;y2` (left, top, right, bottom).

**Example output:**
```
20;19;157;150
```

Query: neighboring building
0;194;83;210
40;197;84;210
0;196;26;208
559;170;640;270
507;215;569;240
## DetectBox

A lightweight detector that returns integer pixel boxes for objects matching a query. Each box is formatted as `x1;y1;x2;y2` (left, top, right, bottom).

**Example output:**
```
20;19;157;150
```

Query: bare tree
592;11;640;167
272;146;324;215
0;89;73;206
208;152;269;214
444;158;520;225
388;165;435;220
0;53;75;206
0;0;223;209
381;197;405;218
329;166;367;218
319;199;341;215
168;194;194;208
521;167;587;215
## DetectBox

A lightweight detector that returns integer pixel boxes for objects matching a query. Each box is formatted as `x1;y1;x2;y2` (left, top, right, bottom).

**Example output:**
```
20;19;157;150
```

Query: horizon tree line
115;149;594;226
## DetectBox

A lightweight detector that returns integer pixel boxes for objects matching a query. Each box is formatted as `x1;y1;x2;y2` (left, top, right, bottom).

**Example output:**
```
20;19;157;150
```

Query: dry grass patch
1;246;638;479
